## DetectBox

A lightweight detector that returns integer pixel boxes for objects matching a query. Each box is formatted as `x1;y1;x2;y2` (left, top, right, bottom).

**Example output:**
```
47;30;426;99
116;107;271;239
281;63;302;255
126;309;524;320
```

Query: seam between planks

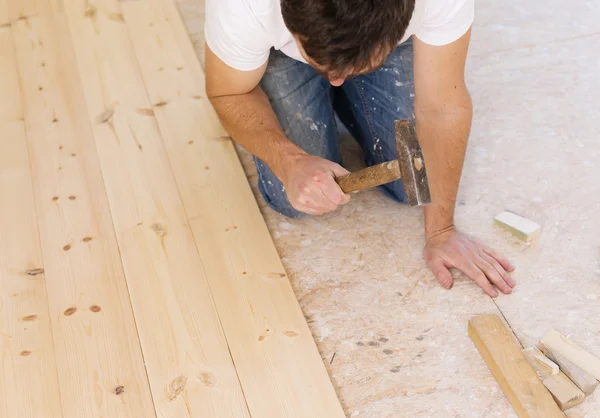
120;1;345;416
53;10;159;416
117;2;254;413
11;8;156;416
59;0;249;416
111;0;253;414
8;22;66;418
491;298;524;348
58;9;158;415
2;23;66;418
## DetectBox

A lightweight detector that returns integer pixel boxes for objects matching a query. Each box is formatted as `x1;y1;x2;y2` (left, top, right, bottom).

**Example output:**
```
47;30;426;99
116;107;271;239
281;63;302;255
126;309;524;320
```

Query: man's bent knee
254;157;303;218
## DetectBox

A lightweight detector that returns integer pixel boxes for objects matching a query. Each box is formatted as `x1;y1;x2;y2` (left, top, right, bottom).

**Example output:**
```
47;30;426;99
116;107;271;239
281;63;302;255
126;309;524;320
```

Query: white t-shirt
206;0;474;71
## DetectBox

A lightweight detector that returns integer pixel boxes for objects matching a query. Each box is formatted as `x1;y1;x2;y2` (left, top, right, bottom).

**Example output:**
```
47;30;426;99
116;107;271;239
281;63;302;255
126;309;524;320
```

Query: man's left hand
424;227;516;297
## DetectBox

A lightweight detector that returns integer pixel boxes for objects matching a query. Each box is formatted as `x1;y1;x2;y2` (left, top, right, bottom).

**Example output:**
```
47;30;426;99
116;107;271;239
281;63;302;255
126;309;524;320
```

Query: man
205;0;517;297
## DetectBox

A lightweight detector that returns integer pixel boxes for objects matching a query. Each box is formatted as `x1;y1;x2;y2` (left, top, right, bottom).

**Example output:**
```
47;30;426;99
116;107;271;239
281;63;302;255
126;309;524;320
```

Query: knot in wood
199;372;216;387
167;375;187;400
150;223;167;238
64;307;77;316
26;268;44;276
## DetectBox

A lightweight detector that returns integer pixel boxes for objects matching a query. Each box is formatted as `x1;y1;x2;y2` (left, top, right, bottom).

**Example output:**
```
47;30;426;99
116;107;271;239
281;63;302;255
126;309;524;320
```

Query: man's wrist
426;224;456;241
424;204;456;240
271;143;306;184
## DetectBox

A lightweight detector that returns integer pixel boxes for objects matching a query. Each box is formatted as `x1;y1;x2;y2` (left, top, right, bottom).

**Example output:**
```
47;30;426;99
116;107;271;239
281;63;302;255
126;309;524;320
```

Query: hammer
335;119;431;206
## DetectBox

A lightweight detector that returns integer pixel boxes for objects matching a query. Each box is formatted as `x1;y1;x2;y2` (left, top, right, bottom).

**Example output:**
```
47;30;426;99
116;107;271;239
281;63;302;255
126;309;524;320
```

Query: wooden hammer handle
335;160;401;193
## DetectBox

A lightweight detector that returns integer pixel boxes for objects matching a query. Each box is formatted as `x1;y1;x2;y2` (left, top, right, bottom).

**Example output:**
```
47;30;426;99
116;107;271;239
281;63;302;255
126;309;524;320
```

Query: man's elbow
415;86;472;120
205;76;221;103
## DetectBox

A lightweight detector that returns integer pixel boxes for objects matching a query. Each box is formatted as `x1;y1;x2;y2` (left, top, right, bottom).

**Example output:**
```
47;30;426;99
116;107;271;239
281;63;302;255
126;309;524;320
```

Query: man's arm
413;30;472;237
413;29;516;297
205;45;349;215
205;47;301;182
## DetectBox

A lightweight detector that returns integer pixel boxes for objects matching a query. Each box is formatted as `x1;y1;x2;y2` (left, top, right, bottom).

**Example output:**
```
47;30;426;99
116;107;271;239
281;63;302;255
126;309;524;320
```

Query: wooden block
494;211;541;241
468;315;564;418
522;347;585;410
523;347;559;376
543;374;585;410
539;343;598;396
541;329;600;381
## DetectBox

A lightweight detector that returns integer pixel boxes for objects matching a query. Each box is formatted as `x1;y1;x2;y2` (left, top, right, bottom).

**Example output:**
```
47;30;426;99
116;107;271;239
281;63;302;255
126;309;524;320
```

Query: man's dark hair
281;0;416;78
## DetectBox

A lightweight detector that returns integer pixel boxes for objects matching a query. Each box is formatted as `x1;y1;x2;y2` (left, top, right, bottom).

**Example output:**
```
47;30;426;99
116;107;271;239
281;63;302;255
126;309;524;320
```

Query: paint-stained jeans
257;39;415;218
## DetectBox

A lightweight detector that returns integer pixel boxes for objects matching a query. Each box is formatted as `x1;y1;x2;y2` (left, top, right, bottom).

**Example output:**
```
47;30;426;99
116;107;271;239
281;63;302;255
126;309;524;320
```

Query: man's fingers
430;261;454;290
328;162;351;177
481;251;516;288
459;260;498;297
310;187;338;211
483;247;515;272
300;186;336;212
293;195;327;215
476;255;512;295
313;166;350;206
294;203;323;216
319;176;350;206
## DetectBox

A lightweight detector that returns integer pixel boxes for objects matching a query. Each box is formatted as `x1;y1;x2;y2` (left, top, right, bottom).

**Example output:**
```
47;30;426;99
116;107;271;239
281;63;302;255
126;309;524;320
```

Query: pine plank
468;315;564;418
12;12;155;417
0;0;61;26
0;26;63;418
539;342;598;396
60;0;249;416
121;1;346;416
522;347;585;410
541;329;600;381
523;347;559;375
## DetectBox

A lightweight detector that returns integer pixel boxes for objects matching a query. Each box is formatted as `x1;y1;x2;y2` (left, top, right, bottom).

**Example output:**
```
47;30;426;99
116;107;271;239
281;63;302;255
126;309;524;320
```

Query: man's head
282;0;416;85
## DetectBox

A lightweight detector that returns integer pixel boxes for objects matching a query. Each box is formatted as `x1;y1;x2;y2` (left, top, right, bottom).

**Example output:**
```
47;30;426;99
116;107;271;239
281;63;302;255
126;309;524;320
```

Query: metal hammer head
394;119;431;206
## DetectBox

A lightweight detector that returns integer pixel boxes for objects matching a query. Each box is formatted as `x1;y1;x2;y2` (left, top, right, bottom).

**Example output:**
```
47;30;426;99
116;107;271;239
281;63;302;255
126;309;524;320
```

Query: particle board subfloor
175;0;600;416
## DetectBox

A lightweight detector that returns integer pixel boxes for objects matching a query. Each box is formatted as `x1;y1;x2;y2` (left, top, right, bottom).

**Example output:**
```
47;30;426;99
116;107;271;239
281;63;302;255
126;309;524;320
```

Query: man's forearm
209;86;304;181
416;94;473;238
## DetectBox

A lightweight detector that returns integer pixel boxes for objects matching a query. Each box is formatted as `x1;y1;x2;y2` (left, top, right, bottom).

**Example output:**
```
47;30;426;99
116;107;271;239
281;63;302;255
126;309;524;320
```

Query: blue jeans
257;40;415;218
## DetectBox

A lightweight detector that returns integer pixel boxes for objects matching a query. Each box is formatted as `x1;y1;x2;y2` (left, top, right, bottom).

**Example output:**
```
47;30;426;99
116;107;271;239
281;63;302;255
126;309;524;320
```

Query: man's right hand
205;46;350;216
280;154;351;215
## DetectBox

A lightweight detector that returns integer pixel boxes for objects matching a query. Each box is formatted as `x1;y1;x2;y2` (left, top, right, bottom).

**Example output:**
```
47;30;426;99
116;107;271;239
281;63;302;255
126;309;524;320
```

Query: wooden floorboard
122;1;345;416
0;26;63;418
469;315;564;418
61;0;249;416
0;0;344;415
0;0;62;26
11;11;155;417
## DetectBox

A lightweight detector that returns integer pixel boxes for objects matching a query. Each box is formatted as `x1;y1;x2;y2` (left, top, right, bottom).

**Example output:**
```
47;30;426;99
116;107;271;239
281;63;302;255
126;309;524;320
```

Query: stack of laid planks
0;0;344;417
